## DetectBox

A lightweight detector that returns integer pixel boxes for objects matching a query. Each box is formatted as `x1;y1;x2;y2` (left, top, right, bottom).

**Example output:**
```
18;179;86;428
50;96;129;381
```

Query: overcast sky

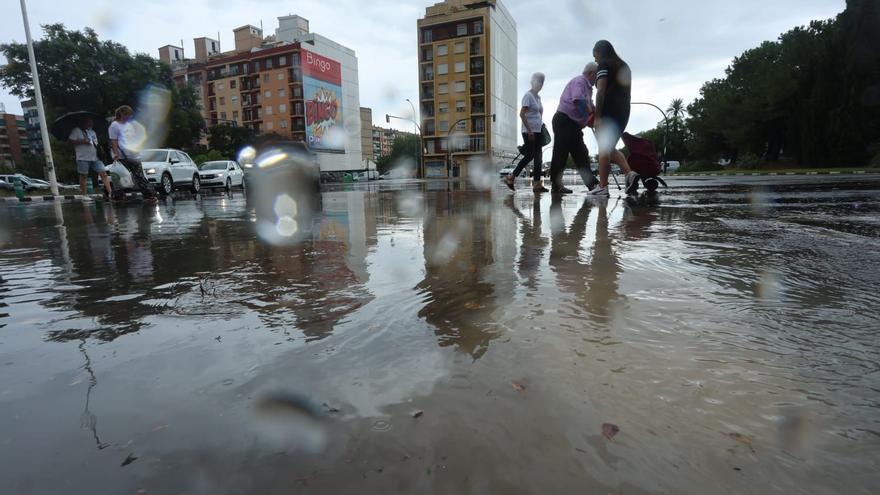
2;0;844;146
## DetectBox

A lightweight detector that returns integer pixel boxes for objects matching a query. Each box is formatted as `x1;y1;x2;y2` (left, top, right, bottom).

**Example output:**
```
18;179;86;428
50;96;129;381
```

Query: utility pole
19;0;59;196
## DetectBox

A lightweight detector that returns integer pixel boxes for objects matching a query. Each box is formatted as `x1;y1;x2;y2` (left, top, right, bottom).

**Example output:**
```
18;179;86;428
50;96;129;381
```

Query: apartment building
371;126;418;160
417;0;518;178
0;111;30;168
159;15;363;182
20;99;43;157
360;107;374;162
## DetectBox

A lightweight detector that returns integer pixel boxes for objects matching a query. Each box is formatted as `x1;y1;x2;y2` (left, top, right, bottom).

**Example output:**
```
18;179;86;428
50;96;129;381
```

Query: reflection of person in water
505;196;547;290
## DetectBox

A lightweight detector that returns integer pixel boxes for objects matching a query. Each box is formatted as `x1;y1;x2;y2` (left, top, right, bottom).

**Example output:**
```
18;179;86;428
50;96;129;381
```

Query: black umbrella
51;111;109;141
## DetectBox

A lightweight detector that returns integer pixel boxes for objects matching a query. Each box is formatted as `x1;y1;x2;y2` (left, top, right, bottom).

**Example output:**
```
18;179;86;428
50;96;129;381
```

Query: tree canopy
377;134;420;174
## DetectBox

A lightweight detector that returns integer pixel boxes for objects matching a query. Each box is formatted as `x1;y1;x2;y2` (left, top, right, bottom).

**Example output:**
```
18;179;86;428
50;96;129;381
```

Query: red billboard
302;49;344;152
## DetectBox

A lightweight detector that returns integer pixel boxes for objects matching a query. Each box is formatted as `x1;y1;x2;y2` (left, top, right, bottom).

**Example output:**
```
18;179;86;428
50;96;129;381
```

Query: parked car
354;170;380;181
139;149;201;195
379;169;411;180
0;179;12;192
199;160;245;190
663;160;681;173
0;174;50;192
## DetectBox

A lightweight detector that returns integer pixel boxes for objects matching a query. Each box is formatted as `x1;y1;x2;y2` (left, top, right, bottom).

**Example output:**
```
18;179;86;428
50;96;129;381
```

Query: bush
735;153;763;170
677;160;724;173
191;149;226;165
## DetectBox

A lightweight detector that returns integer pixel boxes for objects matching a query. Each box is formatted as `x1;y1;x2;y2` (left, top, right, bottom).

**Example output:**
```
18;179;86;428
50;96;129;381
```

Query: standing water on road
1;176;879;494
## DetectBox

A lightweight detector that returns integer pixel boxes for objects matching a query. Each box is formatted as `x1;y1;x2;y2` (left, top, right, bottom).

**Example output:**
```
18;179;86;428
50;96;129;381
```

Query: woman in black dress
591;40;639;196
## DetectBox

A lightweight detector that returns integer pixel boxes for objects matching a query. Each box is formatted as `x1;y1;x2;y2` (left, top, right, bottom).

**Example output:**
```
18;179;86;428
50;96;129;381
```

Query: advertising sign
302;49;344;152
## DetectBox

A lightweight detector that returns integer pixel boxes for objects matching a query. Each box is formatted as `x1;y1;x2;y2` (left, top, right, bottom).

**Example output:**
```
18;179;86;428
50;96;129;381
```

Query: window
454;42;465;54
280;119;288;129
266;106;273;115
437;44;448;56
264;74;270;83
439;101;449;113
454;61;465;73
266;58;273;69
455;100;465;112
294;102;303;114
474;20;483;34
437;63;448;75
439;138;448;151
438;83;448;95
230;80;237;89
293;87;302;97
279;89;286;97
423;29;432;43
292;53;300;65
439;120;449;132
219;96;226;105
218;82;225;90
277;72;284;80
280;56;286;65
279;103;287;113
454;81;466;93
457;24;467;36
456;120;466;131
265;90;272;98
220;112;227;120
232;110;239;120
267;121;274;130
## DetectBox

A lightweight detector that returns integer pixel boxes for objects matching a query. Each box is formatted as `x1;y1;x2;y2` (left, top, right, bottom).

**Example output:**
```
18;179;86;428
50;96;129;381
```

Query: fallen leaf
511;380;527;393
411;410;424;418
121;453;138;467
464;301;483;310
602;423;620;440
727;432;756;453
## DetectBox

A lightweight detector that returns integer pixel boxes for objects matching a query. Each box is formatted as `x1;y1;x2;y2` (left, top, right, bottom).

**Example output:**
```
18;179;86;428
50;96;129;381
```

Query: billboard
302;49;344;152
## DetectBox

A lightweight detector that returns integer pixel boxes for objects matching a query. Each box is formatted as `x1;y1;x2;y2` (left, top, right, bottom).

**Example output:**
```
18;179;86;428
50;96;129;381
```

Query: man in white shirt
109;105;156;202
69;116;112;199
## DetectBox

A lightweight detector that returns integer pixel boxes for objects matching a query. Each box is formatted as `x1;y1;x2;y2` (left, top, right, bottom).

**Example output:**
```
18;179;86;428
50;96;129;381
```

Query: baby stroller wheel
644;177;659;192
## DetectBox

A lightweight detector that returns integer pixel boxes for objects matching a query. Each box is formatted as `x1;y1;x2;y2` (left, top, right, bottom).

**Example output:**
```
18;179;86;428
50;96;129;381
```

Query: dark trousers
120;158;156;198
511;132;543;182
550;112;593;187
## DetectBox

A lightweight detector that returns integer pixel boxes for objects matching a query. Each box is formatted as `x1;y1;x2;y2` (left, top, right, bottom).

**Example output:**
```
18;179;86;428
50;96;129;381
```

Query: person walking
108;105;157;203
591;40;638;196
69;116;112;201
548;64;600;195
506;72;548;193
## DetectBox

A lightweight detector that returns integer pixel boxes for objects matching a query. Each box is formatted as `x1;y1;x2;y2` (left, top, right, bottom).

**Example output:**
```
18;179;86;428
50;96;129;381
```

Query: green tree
207;124;255;158
377;134;420;174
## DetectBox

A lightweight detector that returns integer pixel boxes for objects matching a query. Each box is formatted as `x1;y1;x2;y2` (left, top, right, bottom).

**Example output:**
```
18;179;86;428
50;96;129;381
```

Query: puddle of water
0;177;878;494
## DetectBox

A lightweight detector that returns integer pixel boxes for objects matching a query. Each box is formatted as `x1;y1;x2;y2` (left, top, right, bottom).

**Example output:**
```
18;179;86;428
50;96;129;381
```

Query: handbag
540;124;551;146
95;142;114;165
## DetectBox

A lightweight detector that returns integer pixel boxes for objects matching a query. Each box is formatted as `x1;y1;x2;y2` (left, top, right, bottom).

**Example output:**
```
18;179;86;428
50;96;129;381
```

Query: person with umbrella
68;115;112;200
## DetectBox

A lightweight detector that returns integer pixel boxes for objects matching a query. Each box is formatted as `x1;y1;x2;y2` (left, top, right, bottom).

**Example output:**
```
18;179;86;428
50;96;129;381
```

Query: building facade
20;99;43;157
0;112;29;168
371;126;418;160
417;0;518;178
159;16;363;182
360;107;374;162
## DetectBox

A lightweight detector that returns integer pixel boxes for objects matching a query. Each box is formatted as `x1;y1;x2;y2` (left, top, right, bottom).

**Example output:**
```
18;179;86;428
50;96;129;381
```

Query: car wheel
160;173;173;196
191;174;201;194
225;178;231;191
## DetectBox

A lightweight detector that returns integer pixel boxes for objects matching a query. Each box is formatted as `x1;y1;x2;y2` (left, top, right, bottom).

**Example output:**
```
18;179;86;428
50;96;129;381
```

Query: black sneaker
625;172;640;195
586;174;600;191
552;186;573;195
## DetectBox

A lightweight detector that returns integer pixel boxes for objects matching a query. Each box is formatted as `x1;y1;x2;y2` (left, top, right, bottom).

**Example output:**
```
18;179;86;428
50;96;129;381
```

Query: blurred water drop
238;145;257;166
467;155;495;191
133;85;171;151
252;393;328;452
396;190;425;217
757;269;784;304
322;126;348;150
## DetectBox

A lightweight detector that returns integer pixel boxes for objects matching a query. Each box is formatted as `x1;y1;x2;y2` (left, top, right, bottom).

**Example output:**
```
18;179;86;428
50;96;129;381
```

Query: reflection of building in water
416;192;505;359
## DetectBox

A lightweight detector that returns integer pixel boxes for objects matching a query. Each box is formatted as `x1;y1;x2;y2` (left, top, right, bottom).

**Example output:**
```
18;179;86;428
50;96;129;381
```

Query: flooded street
1;175;879;494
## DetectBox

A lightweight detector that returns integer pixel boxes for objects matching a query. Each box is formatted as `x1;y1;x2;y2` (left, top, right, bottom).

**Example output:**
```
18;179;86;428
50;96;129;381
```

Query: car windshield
140;150;169;162
200;162;228;170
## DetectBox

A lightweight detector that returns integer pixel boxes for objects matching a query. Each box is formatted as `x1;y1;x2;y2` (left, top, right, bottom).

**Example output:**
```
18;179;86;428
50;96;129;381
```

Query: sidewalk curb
672;170;873;178
1;193;145;205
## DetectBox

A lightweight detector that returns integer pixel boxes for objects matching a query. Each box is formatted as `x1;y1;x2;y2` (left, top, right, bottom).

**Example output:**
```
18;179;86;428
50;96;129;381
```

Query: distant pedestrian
549;64;600;195
591;40;637;196
69;116;112;200
109;105;157;203
506;72;548;193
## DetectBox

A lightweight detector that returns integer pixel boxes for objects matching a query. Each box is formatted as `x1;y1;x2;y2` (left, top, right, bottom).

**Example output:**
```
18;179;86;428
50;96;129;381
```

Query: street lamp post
19;0;59;196
386;113;424;178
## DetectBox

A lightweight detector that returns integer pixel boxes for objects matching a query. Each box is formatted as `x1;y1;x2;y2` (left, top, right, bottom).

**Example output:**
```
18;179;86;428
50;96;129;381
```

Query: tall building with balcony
159;15;363;182
417;0;518;178
0;111;30;168
20;99;43;157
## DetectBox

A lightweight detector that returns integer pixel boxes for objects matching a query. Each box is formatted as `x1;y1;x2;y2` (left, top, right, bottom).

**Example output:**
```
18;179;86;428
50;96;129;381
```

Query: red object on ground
622;132;662;177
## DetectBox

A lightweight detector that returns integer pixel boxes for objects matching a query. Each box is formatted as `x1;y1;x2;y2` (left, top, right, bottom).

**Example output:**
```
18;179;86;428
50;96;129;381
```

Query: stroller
620;132;668;192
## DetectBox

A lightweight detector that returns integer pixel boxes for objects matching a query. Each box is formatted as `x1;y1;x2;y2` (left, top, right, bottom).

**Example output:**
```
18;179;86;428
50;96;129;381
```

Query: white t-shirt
108;120;143;160
521;90;543;134
68;128;98;161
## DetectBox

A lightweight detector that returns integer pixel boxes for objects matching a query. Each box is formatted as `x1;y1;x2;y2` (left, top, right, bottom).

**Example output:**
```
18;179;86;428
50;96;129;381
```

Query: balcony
421;68;434;82
450;136;485;153
470;39;481;56
289;68;303;84
469;59;485;75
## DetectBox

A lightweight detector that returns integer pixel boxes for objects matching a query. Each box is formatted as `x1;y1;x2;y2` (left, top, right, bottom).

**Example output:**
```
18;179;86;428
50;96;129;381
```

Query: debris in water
727;432;756;453
602;423;620;440
511;380;527;393
412;410;424;419
121;453;138;466
464;301;483;310
322;402;341;413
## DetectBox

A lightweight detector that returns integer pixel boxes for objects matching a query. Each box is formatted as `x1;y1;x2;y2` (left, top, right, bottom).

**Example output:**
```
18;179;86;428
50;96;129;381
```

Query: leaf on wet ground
464;301;483;310
120;453;138;467
602;423;620;440
727;432;756;453
511;380;527;393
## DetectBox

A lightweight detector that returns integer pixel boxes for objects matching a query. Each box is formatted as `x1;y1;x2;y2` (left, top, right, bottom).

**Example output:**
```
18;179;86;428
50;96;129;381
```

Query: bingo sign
302;49;344;152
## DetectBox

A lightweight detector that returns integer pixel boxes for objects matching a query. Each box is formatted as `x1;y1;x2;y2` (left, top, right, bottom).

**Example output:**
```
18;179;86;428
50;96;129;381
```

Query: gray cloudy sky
2;0;844;142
